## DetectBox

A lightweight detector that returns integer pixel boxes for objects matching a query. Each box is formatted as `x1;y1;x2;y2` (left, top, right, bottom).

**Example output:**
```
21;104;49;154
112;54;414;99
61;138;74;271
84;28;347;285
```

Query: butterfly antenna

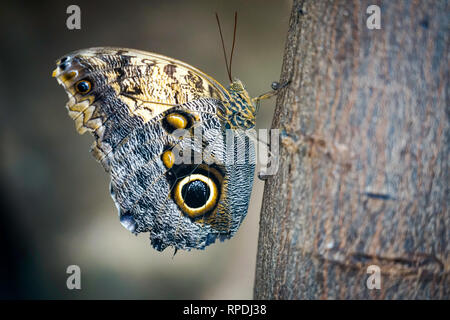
215;13;232;82
229;12;238;81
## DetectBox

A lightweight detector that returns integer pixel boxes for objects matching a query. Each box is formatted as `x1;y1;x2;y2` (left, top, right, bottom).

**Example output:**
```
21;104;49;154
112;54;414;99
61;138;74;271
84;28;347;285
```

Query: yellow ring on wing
174;174;218;218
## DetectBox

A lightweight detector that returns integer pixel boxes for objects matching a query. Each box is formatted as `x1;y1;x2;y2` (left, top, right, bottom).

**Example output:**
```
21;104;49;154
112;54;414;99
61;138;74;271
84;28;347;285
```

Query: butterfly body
53;47;257;251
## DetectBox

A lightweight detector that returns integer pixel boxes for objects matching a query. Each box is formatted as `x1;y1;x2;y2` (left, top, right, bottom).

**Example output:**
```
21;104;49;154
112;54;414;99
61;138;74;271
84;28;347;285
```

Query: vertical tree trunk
254;0;448;299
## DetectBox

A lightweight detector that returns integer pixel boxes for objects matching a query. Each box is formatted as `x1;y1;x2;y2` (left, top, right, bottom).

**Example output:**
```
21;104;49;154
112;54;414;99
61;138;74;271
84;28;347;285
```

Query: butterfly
52;46;267;252
52;16;283;251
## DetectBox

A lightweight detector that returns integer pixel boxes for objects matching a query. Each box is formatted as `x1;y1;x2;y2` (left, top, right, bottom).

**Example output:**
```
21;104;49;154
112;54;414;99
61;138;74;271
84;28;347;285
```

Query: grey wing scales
108;98;255;251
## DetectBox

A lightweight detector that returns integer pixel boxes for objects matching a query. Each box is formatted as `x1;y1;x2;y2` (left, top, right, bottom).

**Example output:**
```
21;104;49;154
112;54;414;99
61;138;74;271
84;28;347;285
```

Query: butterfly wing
108;98;255;251
53;47;255;251
53;47;232;163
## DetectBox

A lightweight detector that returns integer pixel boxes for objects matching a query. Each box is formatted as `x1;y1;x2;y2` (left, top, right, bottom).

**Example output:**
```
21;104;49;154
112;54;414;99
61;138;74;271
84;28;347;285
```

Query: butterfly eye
174;174;219;218
75;80;92;94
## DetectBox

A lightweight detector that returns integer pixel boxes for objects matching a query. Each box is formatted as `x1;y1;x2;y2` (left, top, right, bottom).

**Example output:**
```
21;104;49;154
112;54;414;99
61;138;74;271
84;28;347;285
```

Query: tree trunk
254;0;448;299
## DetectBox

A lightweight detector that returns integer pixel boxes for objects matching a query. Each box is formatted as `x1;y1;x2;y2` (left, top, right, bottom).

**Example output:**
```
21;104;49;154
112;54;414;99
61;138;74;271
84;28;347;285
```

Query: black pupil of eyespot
77;81;90;93
182;179;210;208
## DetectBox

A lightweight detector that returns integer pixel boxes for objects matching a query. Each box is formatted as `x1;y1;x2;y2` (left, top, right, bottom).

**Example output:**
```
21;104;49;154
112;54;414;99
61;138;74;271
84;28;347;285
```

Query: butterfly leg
252;80;291;112
253;80;291;102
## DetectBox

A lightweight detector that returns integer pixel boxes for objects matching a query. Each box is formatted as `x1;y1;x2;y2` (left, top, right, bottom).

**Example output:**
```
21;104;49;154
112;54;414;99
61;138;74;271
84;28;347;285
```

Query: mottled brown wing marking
115;49;130;56
163;64;177;78
141;59;156;67
186;71;204;90
172;89;180;105
119;77;144;96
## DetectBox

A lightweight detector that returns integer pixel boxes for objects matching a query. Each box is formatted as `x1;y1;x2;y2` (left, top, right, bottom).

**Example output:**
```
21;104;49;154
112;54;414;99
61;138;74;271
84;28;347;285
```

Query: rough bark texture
254;0;449;299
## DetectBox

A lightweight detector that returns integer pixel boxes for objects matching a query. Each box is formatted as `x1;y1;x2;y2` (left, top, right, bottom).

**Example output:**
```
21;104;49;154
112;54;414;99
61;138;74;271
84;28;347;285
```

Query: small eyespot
75;80;92;94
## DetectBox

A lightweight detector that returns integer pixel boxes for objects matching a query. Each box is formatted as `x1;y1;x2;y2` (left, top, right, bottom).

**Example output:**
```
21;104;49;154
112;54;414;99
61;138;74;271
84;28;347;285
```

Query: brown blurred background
0;0;291;299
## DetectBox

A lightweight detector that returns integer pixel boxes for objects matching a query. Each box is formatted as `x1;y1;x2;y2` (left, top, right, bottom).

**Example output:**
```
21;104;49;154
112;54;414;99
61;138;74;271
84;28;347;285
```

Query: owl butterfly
52;18;280;252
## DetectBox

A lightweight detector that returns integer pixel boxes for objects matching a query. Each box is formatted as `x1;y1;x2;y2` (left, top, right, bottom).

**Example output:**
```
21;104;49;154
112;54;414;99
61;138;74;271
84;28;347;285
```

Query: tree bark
254;0;449;299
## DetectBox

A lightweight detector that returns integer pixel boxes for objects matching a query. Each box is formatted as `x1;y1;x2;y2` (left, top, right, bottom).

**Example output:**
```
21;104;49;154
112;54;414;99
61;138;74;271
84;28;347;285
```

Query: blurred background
0;0;291;299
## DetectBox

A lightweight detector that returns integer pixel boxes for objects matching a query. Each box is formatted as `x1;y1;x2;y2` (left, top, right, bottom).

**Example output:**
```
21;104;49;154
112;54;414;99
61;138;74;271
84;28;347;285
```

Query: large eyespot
174;174;219;218
75;80;92;94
